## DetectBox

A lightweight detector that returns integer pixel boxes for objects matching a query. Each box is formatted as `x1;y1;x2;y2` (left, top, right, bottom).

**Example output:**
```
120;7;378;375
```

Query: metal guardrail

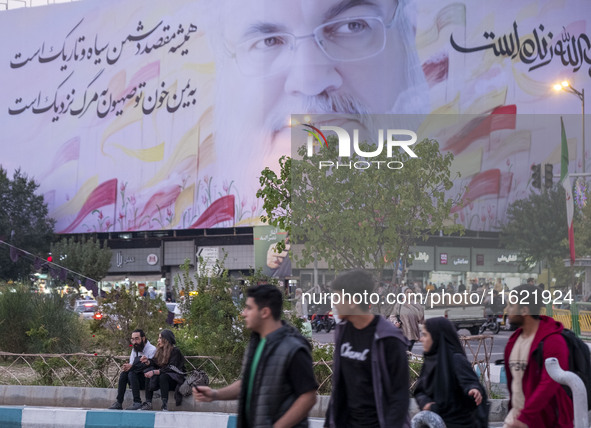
0;352;229;388
0;339;493;396
553;303;591;337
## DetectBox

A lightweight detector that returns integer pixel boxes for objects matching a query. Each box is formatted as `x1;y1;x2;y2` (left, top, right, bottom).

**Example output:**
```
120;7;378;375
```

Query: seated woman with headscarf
140;329;186;411
413;317;488;428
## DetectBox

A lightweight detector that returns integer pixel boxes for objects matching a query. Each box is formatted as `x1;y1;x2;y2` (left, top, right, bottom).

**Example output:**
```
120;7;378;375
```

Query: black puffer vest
237;322;311;428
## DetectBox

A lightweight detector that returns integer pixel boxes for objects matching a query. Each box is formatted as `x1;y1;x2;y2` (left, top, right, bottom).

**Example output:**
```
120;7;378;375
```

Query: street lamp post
553;81;585;173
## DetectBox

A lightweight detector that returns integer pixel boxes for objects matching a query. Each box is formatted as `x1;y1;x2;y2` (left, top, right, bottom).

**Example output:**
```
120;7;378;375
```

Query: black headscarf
160;329;176;345
417;317;488;428
421;317;466;411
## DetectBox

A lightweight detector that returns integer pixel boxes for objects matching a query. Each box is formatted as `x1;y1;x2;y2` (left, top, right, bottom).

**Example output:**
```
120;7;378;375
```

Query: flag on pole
560;117;575;264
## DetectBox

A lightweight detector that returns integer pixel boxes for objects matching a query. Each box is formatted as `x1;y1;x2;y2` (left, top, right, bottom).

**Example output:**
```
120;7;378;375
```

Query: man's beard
133;341;146;352
265;92;373;144
509;315;525;328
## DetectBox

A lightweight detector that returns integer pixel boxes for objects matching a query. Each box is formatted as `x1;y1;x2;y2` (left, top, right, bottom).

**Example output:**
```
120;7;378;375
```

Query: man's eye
251;35;287;50
328;19;370;36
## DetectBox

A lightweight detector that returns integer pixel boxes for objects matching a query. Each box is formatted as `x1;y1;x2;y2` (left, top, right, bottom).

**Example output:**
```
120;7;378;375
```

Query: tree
0;167;55;280
500;185;579;287
93;283;168;351
573;186;591;258
50;237;112;283
257;137;463;279
173;258;252;380
501;186;572;264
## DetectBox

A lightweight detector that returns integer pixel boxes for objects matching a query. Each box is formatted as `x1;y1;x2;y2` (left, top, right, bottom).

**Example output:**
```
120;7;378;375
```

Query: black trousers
145;373;178;403
116;369;146;403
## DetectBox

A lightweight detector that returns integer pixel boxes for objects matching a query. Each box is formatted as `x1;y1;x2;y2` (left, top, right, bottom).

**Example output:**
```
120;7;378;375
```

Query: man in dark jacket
193;284;318;427
503;284;573;428
325;270;410;428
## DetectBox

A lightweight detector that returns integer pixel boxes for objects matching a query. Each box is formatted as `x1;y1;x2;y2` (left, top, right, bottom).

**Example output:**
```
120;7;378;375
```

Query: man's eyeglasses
230;15;396;77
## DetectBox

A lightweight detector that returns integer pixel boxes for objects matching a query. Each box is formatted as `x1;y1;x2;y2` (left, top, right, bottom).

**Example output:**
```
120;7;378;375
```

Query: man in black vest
193;284;318;427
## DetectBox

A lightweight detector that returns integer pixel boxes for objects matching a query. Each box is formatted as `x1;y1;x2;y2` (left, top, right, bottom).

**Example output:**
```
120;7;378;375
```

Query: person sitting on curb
108;329;156;410
140;329;186;411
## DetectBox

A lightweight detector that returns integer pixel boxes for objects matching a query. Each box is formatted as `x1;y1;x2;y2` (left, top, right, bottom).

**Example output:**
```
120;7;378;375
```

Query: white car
74;300;100;320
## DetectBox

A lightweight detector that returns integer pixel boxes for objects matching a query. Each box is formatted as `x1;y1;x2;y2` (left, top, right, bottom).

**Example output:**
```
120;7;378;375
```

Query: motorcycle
478;308;501;334
309;307;336;333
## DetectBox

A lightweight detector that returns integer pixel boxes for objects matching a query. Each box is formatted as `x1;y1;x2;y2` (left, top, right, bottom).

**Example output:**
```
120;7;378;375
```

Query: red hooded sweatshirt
504;315;573;427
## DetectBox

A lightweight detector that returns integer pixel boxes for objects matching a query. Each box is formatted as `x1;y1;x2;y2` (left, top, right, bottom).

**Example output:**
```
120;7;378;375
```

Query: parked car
74;301;101;320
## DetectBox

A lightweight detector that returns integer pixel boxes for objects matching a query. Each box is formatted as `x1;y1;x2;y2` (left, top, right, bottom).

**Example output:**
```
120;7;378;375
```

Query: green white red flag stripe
560;117;575;265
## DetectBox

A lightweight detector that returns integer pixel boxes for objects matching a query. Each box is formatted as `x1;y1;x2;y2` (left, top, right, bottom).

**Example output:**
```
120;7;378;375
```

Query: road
313;327;513;363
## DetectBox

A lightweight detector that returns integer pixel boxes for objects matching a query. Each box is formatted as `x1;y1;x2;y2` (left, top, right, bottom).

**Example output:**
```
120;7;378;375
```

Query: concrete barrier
0;385;511;423
0;406;329;428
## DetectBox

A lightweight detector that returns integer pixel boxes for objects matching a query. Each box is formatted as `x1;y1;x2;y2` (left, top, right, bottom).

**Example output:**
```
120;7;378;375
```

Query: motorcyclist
480;290;504;333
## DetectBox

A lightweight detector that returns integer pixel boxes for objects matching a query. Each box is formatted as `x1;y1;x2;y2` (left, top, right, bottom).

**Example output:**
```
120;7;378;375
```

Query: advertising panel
0;0;589;232
254;226;291;279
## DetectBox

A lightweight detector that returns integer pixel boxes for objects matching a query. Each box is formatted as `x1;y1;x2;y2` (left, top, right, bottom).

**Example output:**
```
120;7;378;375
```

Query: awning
101;274;163;283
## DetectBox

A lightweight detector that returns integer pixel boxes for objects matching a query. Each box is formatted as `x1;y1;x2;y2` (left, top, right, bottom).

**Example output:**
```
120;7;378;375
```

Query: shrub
312;343;334;395
174;258;279;382
174;258;249;381
0;284;86;353
32;357;69;385
93;283;168;353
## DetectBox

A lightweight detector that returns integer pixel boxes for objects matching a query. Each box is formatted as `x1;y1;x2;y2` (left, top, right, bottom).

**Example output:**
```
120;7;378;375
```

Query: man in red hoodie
503;284;573;428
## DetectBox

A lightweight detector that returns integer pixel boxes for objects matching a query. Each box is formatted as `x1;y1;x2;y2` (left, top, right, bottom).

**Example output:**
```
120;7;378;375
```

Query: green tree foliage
550;186;591;289
50;237;112;282
258;137;463;277
500;185;574;270
173;258;276;381
92;283;168;352
257;154;292;238
0;168;55;280
0;284;86;353
574;189;591;258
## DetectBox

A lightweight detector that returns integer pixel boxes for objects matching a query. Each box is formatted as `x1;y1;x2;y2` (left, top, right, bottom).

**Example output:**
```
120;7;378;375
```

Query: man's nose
283;37;343;97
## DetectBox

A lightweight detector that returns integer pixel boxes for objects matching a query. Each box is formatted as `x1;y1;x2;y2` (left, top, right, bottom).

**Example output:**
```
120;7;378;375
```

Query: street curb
0;385;511;422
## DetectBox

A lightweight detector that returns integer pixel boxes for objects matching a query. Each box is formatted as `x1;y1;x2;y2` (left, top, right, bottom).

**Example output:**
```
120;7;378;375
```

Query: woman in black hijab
414;317;488;428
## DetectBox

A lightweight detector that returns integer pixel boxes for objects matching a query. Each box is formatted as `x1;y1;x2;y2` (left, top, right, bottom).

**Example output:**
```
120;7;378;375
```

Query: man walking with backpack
503;284;573;428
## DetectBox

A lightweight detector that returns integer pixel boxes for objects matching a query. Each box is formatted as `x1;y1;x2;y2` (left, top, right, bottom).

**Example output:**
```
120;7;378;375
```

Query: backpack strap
534;339;544;371
533;333;558;375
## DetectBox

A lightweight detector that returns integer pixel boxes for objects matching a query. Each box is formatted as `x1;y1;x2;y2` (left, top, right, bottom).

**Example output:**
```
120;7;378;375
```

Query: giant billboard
0;0;589;233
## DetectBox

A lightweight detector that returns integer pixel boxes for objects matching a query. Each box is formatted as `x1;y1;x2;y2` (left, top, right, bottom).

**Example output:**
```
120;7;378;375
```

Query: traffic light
544;164;553;189
531;164;541;189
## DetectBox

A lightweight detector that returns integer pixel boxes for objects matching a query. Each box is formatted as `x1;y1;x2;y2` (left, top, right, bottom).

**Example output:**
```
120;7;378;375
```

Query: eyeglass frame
225;8;399;77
